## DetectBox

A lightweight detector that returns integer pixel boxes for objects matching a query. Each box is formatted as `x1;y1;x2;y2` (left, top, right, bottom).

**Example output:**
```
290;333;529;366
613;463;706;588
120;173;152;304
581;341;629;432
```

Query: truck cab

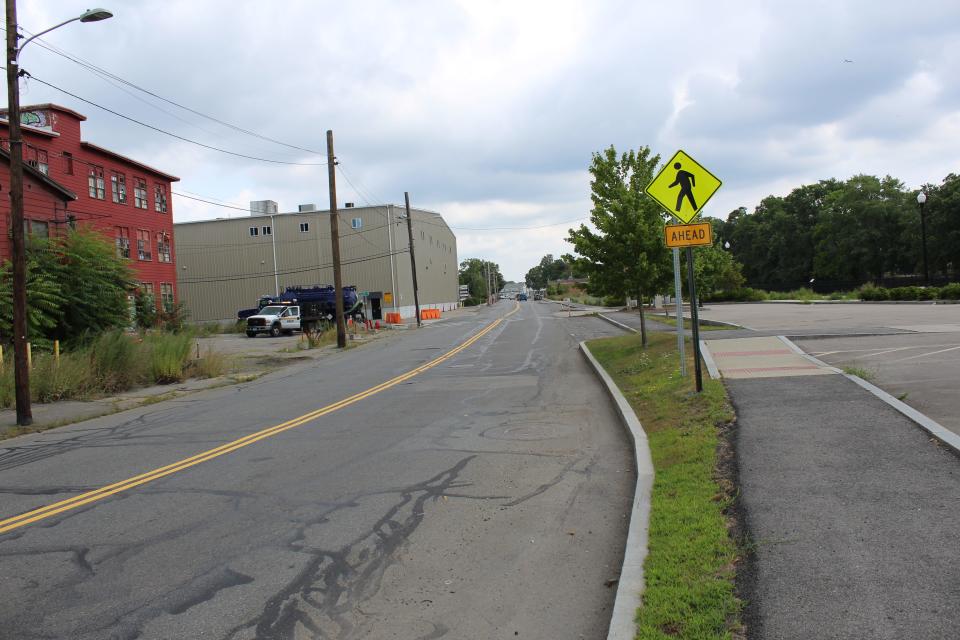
246;305;300;337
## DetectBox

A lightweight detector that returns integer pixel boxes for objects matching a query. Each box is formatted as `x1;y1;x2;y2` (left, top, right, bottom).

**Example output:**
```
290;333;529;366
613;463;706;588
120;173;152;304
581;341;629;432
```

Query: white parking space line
887;345;960;364
811;342;960;357
859;346;916;358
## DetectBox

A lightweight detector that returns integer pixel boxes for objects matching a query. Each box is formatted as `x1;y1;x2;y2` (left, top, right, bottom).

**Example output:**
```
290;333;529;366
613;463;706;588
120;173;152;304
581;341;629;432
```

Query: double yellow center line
0;305;519;535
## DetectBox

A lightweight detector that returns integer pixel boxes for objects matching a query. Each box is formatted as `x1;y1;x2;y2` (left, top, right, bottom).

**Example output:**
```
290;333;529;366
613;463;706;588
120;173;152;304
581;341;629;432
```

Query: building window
160;282;174;311
262;225;272;236
154;184;168;213
249;226;259;237
156;232;172;263
111;171;127;204
116;227;130;258
26;219;49;238
88;165;105;199
134;178;148;209
36;150;48;175
62;152;73;175
25;145;47;174
299;222;309;233
137;229;152;261
139;282;155;305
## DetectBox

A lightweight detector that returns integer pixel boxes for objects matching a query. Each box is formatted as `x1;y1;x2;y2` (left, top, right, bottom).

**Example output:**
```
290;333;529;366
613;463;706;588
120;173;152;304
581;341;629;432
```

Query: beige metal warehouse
174;205;458;322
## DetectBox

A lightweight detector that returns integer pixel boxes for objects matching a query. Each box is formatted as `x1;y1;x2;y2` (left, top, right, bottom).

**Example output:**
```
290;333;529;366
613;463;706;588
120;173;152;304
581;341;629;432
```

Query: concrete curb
597;313;639;334
579;341;655;640
699;340;721;379
777;336;960;455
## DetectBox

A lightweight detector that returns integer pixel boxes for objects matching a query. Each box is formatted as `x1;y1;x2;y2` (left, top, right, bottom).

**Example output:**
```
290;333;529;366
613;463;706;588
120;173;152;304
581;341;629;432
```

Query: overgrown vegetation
0;229;133;348
588;332;742;639
0;330;234;408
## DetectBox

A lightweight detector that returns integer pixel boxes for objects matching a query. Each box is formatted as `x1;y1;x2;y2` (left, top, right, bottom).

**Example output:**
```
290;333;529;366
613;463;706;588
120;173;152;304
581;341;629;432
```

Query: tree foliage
567;145;673;344
719;173;960;289
524;254;575;289
0;227;134;347
458;258;504;305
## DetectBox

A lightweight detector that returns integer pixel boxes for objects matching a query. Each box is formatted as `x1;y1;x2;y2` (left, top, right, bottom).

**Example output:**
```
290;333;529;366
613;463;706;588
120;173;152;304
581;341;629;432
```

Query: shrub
31;351;91;402
134;292;158;329
146;332;193;383
189;348;231;379
887;287;917;300
158;302;190;333
939;283;960;300
858;284;888;301
917;287;937;300
89;330;144;392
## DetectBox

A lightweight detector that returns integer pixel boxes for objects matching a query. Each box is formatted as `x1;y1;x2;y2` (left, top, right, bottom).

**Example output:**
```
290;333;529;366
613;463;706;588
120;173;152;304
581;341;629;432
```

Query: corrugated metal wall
175;205;458;322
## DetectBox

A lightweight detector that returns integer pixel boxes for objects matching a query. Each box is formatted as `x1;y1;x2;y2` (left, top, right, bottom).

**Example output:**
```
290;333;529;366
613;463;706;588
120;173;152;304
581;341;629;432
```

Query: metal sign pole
685;247;703;392
672;248;686;377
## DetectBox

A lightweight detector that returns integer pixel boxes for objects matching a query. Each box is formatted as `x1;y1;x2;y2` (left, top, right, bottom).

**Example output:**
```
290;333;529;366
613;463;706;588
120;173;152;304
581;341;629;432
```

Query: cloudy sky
7;0;960;280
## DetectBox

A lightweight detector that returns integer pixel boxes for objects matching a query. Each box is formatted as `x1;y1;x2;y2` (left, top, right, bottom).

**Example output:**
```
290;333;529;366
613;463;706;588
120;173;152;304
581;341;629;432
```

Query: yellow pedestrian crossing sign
645;150;722;224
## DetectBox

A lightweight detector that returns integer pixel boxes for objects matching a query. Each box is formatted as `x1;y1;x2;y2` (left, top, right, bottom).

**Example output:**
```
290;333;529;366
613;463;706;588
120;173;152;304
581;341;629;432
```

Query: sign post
685;247;703;392
672;248;685;377
645;150;722;391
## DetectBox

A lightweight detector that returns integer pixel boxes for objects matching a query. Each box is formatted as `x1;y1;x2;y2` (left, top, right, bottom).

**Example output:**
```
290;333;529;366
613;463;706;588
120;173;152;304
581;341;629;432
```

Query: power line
8;26;324;156
178;247;409;285
22;74;329;167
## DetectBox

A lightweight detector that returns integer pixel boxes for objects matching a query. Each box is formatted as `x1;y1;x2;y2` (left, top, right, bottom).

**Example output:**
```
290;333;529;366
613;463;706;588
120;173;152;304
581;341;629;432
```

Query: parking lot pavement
698;301;960;333
793;332;960;435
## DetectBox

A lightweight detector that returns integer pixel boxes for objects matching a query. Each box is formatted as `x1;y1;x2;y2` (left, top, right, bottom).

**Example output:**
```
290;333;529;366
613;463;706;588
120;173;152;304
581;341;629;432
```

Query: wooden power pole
404;192;422;327
6;0;32;426
326;130;346;348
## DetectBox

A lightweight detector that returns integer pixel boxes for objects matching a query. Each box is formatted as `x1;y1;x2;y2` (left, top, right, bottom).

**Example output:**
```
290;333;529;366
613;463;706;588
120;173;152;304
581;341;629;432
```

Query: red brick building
0;103;180;309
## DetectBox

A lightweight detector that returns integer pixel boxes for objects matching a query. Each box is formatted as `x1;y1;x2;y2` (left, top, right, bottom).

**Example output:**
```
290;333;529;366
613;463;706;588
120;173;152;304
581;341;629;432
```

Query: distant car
533;292;543;300
518;293;528;301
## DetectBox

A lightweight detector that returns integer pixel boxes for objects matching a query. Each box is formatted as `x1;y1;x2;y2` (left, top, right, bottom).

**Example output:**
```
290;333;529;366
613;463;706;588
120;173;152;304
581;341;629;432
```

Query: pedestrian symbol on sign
668;163;698;213
644;150;722;224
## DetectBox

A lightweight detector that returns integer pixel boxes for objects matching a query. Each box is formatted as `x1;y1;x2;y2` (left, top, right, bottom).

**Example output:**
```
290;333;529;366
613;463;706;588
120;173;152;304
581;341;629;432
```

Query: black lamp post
917;191;929;286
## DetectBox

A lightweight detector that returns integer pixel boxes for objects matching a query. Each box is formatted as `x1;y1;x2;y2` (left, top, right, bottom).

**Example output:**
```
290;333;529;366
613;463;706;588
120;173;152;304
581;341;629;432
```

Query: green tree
459;258;504;305
919;174;960;279
0;227;133;347
567;145;671;345
524;254;573;289
0;254;65;350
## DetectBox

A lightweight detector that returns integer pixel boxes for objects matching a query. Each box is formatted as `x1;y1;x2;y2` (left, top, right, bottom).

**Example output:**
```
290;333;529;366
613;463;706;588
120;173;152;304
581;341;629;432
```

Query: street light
5;3;113;426
917;191;929;286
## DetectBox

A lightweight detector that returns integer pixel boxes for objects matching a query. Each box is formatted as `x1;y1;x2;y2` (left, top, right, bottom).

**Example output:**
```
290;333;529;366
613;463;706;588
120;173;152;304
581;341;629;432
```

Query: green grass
647;314;734;331
587;332;742;640
842;366;875;381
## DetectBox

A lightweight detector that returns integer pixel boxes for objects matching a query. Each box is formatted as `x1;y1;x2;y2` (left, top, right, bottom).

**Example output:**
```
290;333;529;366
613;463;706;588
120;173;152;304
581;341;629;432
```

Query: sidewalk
703;336;960;639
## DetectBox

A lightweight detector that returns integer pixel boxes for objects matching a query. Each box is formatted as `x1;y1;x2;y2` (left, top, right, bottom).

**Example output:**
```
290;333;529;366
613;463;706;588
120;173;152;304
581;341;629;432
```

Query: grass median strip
587;331;743;639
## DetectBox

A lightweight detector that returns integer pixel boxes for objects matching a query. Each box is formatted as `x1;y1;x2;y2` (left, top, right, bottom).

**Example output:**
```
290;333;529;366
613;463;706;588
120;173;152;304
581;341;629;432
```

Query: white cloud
6;0;960;280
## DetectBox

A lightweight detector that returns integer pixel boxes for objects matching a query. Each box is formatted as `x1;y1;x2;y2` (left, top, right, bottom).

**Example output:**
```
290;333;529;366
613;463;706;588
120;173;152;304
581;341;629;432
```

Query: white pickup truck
245;305;301;337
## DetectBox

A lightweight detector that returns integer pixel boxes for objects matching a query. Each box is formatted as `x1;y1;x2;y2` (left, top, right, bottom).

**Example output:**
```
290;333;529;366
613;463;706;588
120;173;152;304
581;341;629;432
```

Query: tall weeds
0;331;226;408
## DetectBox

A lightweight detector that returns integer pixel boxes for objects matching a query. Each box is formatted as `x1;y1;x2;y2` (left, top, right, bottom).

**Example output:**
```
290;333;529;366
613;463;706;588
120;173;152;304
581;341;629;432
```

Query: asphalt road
0;301;632;639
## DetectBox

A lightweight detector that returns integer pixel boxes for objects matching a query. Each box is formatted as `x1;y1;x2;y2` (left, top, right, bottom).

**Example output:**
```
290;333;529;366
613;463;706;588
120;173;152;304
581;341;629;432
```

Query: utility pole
485;262;491;304
6;0;31;426
404;192;422;327
326;130;346;348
